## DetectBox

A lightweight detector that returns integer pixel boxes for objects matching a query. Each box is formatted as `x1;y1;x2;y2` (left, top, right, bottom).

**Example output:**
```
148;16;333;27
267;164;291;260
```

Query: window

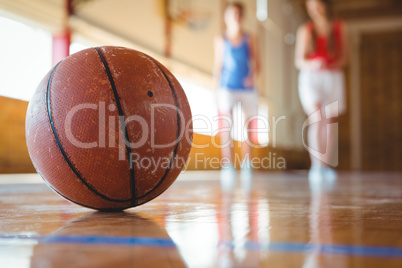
0;16;52;101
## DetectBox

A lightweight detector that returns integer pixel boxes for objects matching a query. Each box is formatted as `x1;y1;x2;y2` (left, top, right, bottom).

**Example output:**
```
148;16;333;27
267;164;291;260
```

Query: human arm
294;24;325;70
212;35;224;90
244;34;260;88
326;21;349;69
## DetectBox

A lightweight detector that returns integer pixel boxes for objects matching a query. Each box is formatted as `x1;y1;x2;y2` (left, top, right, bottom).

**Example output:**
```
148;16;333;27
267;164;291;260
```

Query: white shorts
298;70;346;118
217;88;258;118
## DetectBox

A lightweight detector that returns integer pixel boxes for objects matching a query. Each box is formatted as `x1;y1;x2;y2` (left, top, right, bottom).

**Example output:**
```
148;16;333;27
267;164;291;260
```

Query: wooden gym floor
1;171;402;267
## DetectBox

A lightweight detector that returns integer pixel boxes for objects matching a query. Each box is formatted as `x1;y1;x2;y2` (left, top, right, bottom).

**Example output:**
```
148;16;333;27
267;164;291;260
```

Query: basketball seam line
94;47;137;205
135;59;181;200
46;60;131;204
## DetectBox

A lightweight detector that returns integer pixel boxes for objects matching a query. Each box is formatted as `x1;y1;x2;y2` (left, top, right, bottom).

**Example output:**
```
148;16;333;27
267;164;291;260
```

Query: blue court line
220;241;402;258
2;234;402;258
0;234;176;248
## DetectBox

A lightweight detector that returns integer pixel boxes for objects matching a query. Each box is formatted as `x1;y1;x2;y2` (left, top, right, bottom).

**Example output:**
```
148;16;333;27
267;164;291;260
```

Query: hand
309;59;326;71
325;61;342;70
243;76;254;88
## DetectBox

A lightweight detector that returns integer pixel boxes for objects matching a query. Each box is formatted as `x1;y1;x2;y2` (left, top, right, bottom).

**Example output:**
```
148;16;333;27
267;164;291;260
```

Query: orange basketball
25;46;193;210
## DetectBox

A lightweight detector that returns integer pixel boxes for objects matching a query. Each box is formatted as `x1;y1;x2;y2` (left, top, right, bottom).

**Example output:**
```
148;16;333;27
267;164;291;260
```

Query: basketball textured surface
25;46;193;210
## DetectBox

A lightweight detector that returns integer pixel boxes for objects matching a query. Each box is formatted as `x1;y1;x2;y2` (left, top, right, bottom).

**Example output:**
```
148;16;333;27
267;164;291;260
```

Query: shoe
308;165;324;192
309;166;337;192
322;167;337;189
323;167;337;180
220;165;236;192
240;165;253;193
308;165;324;181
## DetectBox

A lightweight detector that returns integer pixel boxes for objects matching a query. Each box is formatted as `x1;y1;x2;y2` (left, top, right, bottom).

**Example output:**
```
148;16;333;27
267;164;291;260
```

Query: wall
258;0;306;151
1;0;400;172
73;0;223;78
0;94;308;173
0;0;310;173
359;30;402;171
347;17;402;171
0;0;65;33
0;96;35;173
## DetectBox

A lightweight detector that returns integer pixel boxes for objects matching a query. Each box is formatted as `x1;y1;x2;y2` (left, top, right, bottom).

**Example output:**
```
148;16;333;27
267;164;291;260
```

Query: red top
307;20;343;66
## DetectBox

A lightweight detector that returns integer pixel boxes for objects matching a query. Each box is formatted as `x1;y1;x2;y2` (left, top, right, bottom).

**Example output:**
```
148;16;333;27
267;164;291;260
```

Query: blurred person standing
295;0;349;179
213;2;260;188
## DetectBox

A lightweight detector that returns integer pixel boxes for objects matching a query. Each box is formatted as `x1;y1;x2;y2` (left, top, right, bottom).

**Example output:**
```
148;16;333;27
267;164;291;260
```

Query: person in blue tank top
219;33;253;90
213;2;260;189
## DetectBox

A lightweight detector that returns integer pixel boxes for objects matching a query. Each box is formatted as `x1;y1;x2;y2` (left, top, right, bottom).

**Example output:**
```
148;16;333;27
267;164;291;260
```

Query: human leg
217;109;234;166
217;89;236;190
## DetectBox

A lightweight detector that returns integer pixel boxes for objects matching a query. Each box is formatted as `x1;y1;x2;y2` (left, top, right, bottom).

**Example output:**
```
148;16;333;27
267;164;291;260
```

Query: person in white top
295;0;349;178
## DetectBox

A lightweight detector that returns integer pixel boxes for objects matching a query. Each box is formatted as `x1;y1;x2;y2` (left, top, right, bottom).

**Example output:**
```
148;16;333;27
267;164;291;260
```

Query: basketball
25;46;193;211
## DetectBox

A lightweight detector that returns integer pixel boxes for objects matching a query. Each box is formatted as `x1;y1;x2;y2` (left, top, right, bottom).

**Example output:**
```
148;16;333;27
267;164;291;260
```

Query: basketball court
0;0;401;267
1;171;402;267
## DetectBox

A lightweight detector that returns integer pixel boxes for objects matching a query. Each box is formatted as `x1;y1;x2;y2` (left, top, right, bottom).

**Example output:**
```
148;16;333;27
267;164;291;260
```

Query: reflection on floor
1;171;402;267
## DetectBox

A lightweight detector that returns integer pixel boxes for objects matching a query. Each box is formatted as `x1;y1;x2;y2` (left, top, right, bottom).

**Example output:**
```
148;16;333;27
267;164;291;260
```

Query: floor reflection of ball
31;212;186;267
